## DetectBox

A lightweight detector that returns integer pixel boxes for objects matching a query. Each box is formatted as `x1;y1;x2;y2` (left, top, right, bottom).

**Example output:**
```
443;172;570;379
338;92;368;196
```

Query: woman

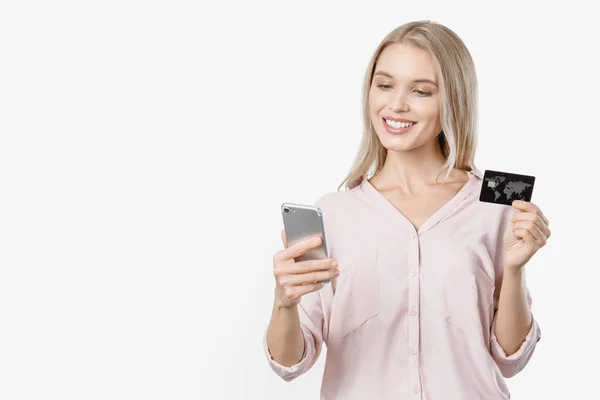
264;20;550;399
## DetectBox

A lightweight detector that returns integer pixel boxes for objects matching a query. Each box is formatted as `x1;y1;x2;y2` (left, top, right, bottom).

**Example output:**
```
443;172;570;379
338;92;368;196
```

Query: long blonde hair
339;20;479;190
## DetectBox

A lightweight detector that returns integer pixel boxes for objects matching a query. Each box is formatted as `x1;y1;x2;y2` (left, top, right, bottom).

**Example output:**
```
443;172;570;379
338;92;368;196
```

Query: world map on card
479;170;535;206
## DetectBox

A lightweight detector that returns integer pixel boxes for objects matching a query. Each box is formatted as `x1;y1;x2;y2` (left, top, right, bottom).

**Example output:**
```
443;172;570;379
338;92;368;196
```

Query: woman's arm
266;302;305;367
264;230;336;381
263;290;326;381
488;203;545;378
493;268;532;355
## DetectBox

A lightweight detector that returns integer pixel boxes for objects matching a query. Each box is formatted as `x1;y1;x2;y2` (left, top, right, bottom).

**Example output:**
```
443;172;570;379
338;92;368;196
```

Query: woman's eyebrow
373;71;438;87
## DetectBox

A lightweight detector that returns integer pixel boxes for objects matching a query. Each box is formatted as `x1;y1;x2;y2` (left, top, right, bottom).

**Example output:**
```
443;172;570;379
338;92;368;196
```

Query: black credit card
479;170;535;205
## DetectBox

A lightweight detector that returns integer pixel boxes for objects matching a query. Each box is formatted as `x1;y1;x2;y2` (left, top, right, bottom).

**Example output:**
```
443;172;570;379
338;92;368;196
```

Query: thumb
281;229;288;248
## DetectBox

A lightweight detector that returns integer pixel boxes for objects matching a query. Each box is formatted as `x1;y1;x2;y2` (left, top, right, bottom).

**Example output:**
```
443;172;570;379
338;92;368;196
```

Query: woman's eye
376;85;431;97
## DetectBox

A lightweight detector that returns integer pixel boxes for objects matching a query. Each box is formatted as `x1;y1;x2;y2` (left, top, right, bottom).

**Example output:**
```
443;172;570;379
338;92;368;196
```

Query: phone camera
283;207;290;213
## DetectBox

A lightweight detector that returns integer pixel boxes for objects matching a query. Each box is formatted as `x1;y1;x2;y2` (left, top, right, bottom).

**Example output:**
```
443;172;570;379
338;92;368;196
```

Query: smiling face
369;43;442;153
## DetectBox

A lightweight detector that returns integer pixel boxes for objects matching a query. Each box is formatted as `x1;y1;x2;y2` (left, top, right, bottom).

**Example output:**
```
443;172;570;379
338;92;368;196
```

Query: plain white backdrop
0;1;598;399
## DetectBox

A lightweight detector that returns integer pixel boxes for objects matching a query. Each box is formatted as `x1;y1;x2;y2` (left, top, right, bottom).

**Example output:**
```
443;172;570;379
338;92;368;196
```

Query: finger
278;268;339;286
293;282;326;297
277;258;337;276
512;200;549;226
512;200;537;212
514;227;539;249
534;208;549;227
281;229;288;249
541;213;549;227
511;213;551;238
514;221;547;247
278;235;323;261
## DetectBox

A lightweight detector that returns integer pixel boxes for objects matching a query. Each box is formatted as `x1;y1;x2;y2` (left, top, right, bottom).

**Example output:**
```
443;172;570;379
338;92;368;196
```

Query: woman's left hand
503;200;551;272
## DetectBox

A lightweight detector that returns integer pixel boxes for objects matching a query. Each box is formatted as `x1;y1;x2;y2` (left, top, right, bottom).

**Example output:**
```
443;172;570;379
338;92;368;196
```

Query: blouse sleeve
489;206;542;378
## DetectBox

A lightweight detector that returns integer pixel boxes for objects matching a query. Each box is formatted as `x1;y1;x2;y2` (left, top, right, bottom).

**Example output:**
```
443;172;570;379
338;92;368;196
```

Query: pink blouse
264;169;541;399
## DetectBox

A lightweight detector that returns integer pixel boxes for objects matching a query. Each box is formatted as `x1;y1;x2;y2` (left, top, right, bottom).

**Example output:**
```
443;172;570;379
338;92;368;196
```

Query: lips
382;117;417;135
382;116;417;123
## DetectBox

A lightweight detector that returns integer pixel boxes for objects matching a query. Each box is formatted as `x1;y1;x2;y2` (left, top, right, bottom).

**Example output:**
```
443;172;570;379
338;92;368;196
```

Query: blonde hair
339;20;479;190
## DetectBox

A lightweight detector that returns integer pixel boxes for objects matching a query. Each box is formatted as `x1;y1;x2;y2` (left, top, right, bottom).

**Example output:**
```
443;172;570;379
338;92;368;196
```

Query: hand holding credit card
479;170;535;206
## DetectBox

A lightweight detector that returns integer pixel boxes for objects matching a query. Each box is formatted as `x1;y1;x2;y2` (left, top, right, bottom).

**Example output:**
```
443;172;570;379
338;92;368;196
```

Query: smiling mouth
383;118;417;129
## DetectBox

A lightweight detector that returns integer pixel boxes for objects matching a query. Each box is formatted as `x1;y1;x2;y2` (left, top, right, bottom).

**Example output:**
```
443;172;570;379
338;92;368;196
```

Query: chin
376;134;415;152
382;143;415;153
379;142;415;154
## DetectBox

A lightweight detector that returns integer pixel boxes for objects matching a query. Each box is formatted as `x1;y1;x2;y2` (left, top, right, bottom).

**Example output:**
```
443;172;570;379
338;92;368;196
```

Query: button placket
407;232;422;397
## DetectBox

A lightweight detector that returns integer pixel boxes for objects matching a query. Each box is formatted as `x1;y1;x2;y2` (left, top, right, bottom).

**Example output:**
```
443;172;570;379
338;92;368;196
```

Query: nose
388;92;410;113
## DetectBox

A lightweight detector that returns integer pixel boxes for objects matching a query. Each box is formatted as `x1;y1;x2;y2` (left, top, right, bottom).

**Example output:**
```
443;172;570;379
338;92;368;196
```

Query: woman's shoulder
314;185;364;210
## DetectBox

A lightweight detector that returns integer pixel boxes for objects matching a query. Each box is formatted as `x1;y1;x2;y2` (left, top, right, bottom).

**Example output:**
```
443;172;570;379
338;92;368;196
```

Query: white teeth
385;119;415;129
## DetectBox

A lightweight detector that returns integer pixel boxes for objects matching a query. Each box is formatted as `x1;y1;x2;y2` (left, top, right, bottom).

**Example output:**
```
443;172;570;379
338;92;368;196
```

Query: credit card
479;170;535;205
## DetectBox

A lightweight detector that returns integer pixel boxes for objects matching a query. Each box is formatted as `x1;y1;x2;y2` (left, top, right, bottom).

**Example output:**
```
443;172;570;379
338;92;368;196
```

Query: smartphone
281;202;330;283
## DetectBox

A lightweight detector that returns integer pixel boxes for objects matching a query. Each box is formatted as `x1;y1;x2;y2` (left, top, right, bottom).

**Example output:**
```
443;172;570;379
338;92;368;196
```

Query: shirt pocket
327;250;379;344
441;251;495;342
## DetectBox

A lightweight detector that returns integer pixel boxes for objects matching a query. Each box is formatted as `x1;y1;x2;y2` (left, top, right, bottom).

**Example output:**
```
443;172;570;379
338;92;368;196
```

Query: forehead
375;43;438;80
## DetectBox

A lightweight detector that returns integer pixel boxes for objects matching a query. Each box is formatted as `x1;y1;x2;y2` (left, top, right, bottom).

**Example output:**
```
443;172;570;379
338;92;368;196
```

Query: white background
0;1;598;399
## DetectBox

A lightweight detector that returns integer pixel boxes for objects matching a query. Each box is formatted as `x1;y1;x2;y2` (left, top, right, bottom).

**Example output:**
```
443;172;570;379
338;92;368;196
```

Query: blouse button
410;270;417;277
410;347;418;355
409;308;418;316
413;386;420;394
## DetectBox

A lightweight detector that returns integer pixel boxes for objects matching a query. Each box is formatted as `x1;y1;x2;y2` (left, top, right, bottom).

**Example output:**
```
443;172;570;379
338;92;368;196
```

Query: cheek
414;99;440;120
368;88;387;109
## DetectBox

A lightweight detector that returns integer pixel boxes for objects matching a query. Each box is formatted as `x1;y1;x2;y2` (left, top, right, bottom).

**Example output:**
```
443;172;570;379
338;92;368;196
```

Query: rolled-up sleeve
489;290;542;378
263;289;325;381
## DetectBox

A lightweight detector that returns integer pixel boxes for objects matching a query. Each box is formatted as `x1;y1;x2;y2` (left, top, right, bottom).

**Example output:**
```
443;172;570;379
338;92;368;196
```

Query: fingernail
334;269;340;276
331;260;338;267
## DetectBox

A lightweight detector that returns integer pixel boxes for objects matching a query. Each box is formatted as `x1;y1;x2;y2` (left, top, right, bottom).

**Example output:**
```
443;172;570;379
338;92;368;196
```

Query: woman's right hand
272;229;339;309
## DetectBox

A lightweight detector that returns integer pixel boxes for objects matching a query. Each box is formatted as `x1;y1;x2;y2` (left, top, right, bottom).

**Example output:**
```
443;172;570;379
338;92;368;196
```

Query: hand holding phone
271;203;339;309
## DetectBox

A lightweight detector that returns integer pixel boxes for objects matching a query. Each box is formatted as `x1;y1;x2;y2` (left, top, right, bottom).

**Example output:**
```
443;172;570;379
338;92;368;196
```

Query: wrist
273;299;298;312
504;263;525;276
502;266;526;288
